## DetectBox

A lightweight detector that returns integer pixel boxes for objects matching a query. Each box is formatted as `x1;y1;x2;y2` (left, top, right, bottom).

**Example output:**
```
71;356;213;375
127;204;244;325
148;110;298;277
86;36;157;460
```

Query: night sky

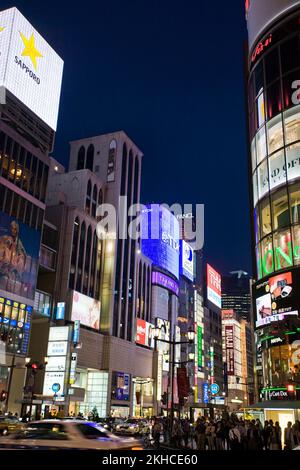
4;0;251;276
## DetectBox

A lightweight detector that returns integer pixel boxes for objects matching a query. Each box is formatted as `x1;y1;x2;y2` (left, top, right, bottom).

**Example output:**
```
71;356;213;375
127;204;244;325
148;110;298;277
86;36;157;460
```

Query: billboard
152;271;179;296
71;291;101;330
225;325;235;376
0;296;32;355
0;7;63;130
180;240;194;282
136;318;155;348
207;264;222;309
253;270;299;328
141;205;180;279
0;211;41;300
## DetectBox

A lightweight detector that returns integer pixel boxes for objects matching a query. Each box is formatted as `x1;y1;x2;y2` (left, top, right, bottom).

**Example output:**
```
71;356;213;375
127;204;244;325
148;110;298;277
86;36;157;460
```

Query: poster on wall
0;211;41;300
71;291;101;330
254;270;299;328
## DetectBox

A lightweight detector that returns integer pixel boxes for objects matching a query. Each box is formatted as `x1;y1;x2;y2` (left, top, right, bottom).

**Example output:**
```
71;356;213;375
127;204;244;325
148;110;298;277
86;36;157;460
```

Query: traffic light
0;390;7;402
26;361;40;374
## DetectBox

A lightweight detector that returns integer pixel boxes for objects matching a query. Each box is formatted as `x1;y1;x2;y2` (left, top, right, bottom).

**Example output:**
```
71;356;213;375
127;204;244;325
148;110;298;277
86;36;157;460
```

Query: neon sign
251;34;272;63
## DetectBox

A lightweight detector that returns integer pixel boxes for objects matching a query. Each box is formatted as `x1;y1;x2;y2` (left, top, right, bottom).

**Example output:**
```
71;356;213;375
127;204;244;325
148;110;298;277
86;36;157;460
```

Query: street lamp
132;377;152;417
152;324;195;438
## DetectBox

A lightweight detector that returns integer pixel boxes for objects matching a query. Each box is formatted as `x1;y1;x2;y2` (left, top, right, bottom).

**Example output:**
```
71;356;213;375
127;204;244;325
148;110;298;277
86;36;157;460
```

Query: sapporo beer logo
15;31;43;84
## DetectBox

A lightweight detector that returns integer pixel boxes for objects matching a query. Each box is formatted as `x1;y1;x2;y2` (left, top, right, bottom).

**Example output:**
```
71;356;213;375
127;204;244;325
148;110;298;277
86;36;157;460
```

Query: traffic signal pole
3;352;16;414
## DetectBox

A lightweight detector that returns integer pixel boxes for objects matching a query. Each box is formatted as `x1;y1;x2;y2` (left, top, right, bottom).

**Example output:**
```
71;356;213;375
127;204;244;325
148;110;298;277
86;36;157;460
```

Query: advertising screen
136;318;155;348
207;264;222;309
180;240;194;282
152;271;179;296
253;270;299;328
71;291;101;330
0;211;41;300
0;7;63;130
141;205;180;279
111;371;130;401
43;371;65;397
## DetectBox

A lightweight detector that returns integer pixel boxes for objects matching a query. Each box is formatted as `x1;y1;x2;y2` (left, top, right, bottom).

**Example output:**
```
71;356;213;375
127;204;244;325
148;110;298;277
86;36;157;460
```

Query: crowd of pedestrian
150;414;300;451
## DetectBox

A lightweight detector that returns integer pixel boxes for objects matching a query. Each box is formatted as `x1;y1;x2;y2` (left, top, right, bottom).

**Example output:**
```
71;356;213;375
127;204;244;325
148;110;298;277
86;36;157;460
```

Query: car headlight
116;425;120;430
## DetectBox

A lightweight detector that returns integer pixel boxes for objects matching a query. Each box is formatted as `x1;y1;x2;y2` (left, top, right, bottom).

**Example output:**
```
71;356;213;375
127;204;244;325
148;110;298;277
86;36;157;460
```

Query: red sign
222;309;235;319
225;325;235;376
207;264;221;308
177;367;190;400
136;319;146;345
251;34;272;63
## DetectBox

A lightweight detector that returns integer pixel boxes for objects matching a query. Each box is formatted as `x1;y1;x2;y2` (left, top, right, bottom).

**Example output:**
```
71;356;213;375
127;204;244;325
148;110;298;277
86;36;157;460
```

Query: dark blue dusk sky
4;0;251;277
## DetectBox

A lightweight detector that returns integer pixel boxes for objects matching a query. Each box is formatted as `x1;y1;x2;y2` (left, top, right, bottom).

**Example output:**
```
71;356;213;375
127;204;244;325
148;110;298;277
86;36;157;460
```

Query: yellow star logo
19;31;43;70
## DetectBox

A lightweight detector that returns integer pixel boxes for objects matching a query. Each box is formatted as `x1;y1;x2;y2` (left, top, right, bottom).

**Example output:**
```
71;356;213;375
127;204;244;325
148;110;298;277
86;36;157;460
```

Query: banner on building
225;325;235;376
177;366;190;400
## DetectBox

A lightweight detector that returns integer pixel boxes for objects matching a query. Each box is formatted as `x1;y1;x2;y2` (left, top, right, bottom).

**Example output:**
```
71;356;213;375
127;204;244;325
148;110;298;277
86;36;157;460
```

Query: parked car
0;415;23;436
0;420;143;450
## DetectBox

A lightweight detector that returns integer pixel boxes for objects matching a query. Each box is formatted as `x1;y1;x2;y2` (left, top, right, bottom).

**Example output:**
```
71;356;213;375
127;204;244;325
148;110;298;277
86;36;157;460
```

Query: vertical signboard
225;325;235;376
207;264;222;308
69;352;77;385
197;326;203;368
203;382;209;404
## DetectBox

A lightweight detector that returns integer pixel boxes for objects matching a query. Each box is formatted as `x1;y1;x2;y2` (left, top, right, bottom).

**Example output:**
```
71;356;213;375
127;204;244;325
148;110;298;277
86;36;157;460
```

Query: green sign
197;326;203;368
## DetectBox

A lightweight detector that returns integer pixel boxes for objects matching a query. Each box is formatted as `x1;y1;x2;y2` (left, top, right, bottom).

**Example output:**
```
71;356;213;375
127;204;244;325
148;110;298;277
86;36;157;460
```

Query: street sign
210;383;220;395
52;383;61;393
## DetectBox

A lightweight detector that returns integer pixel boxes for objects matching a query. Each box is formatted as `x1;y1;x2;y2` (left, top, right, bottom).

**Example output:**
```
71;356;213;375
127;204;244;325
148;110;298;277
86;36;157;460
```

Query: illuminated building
222;271;252;321
221;310;254;411
0;7;63;414
30;132;156;420
246;0;300;425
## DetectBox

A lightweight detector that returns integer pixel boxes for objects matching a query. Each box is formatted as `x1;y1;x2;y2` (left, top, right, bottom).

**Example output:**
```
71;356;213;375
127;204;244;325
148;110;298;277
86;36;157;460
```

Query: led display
141;205;179;279
0;7;63;130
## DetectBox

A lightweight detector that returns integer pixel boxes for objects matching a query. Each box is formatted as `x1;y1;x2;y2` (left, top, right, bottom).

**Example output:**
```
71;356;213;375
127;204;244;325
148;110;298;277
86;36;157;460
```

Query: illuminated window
286;142;300;183
284;105;300;145
267;115;284;154
271;187;290;231
251;138;257;171
256;126;267;164
292;225;300;265
260;235;274;278
257;160;269;200
259;198;271;238
289;182;300;224
273;229;293;271
268;149;286;191
253;171;258;206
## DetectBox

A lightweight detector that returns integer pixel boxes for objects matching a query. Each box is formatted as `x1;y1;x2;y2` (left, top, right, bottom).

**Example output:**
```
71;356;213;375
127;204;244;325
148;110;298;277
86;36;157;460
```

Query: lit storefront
247;0;300;417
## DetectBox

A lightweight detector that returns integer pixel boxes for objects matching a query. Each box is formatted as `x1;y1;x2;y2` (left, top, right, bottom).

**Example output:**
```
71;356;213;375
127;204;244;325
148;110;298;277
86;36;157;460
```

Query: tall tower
246;0;300;422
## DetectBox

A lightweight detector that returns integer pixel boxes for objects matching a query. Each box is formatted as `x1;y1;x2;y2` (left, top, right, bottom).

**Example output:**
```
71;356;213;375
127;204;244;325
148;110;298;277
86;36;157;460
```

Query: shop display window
256;126;267;164
259;197;272;238
284;105;300;145
263;344;300;387
292;225;300;265
286;142;300;183
257;160;269;200
268;149;286;191
267;115;284;154
273;229;293;271
271;187;290;230
260;235;274;277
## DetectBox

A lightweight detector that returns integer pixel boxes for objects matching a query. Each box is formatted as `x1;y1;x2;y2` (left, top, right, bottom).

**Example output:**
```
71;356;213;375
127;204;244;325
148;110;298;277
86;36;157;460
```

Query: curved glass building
246;0;300;420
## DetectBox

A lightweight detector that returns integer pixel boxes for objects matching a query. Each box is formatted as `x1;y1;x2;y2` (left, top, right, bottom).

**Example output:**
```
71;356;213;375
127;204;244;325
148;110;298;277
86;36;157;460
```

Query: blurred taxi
0;420;143;450
0;415;23;436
